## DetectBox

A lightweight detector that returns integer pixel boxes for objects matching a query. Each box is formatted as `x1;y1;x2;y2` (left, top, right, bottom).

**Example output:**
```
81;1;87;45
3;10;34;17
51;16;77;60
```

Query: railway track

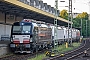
0;53;34;60
45;39;90;60
0;39;89;60
0;49;47;60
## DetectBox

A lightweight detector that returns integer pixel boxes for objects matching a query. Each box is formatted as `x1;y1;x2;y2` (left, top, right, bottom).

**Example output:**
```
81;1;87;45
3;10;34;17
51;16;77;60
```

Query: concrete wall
0;12;5;23
0;44;9;56
0;11;23;40
0;11;23;56
6;14;15;24
16;16;23;22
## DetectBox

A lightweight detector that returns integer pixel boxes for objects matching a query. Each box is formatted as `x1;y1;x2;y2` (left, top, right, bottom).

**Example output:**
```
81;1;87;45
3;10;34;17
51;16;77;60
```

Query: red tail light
23;40;30;43
13;40;20;43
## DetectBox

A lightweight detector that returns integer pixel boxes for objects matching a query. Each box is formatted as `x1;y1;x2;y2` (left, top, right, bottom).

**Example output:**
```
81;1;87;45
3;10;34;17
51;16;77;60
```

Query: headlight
13;35;15;39
10;38;13;42
30;38;32;42
13;35;15;37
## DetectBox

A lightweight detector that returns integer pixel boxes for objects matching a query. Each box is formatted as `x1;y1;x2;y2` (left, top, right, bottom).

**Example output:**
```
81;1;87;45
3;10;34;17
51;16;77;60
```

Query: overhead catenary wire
59;0;89;13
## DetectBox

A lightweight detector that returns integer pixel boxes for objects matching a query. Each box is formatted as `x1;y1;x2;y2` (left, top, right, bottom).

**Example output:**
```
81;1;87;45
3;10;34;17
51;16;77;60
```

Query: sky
42;0;90;14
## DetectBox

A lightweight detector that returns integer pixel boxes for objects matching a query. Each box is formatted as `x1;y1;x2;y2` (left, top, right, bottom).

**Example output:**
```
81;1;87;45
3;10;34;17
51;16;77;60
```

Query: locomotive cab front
10;20;34;53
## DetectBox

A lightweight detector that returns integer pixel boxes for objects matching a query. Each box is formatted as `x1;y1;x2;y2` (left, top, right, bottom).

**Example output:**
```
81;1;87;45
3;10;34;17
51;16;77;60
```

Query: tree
59;10;89;37
75;12;89;37
72;18;80;28
60;9;68;20
76;12;88;20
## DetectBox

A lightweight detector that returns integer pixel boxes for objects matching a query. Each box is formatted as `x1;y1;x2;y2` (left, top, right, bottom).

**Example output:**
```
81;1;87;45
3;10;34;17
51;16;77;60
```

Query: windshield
22;26;31;33
13;26;31;33
13;26;21;33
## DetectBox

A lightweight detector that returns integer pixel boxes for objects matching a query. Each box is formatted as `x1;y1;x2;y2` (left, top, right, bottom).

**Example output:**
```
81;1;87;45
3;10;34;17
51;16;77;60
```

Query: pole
68;0;72;45
81;19;82;36
89;1;90;37
86;20;87;37
89;20;90;37
68;7;69;45
54;0;58;49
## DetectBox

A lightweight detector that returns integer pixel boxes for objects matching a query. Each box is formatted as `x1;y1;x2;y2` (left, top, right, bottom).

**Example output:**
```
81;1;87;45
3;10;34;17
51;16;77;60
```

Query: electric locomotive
10;19;52;53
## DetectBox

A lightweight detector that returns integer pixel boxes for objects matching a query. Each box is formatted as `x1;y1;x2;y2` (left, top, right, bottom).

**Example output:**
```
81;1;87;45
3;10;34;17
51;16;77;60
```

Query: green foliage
76;12;88;20
72;18;81;28
28;54;45;60
59;9;89;37
75;12;89;37
28;42;80;60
